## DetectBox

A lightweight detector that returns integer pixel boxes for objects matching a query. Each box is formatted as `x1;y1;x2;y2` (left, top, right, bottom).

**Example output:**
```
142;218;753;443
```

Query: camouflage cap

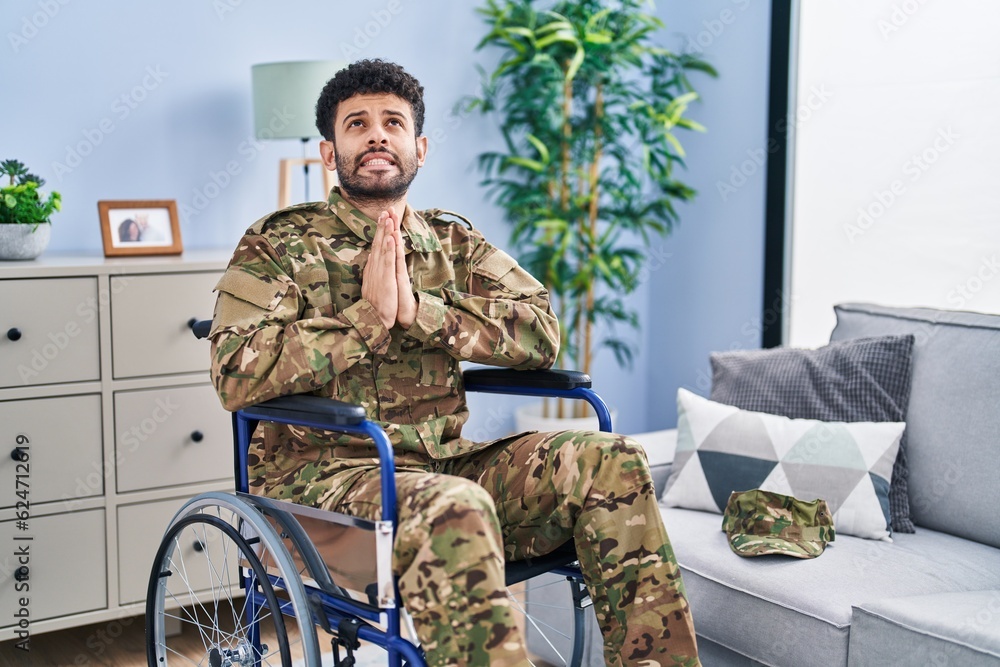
721;489;835;559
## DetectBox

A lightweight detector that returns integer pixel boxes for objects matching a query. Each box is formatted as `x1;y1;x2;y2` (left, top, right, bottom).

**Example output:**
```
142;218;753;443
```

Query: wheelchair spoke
508;589;568;664
194;520;224;648
509;600;576;611
170;540;216;652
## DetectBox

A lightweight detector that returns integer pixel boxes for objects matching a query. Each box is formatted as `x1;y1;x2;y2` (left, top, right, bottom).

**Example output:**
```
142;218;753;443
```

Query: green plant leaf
504;156;547;173
524;133;551;163
565;45;585;80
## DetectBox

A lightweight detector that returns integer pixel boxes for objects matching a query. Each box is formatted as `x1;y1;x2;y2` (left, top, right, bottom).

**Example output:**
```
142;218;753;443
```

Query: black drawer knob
186;318;197;329
192;540;205;553
190;430;204;443
10;448;27;462
6;328;22;341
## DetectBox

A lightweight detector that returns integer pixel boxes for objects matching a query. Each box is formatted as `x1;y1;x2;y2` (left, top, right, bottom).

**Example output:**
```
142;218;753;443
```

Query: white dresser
0;250;235;641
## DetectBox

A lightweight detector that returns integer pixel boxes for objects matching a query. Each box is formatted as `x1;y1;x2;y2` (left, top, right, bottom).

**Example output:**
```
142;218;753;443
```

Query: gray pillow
709;335;916;532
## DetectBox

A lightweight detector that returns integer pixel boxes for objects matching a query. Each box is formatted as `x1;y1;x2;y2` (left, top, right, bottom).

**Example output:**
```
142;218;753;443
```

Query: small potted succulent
0;159;61;260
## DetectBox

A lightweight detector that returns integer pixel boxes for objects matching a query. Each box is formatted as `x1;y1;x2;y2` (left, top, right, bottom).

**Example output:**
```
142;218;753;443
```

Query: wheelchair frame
146;320;612;667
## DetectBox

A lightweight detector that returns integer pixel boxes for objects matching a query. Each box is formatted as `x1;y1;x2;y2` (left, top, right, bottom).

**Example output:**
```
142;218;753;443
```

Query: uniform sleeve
210;233;390;411
404;234;559;369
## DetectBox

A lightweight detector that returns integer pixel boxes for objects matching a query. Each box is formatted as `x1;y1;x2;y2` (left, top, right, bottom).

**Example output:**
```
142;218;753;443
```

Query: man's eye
388;119;402;127
349;120;363;127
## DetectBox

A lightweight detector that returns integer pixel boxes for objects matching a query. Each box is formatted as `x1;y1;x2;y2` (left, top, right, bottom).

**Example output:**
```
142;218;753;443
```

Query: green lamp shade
251;60;345;140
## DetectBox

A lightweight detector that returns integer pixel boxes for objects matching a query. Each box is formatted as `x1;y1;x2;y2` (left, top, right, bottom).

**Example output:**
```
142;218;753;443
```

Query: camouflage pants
330;430;700;667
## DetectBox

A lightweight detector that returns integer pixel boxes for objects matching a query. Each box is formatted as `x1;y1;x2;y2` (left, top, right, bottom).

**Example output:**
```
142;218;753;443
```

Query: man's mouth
360;152;396;168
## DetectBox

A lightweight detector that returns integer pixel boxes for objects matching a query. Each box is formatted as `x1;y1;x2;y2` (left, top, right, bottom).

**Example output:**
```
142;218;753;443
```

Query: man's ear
415;135;428;167
319;140;337;171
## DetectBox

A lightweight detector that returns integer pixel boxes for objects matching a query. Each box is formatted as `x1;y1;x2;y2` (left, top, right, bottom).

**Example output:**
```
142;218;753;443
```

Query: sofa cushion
849;591;1000;666
709;335;916;533
660;506;1000;667
663;389;903;541
831;303;1000;548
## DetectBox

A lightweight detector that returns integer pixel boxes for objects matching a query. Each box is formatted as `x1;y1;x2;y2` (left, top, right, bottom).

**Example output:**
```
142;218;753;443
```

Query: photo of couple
111;209;173;247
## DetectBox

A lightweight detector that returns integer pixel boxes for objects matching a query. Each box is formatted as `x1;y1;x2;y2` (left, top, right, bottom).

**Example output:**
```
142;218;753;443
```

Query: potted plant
0;159;61;260
466;0;715;425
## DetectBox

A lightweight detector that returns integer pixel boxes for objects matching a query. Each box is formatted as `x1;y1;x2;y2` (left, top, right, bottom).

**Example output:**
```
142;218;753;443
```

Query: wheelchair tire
146;492;322;667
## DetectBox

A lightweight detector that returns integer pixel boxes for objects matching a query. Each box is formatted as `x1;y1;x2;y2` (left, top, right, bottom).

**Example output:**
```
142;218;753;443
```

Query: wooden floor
0;603;308;667
0;587;548;666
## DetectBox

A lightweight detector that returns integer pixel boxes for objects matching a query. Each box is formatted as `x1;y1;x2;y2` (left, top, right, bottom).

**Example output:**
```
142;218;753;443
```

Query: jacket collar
327;187;441;253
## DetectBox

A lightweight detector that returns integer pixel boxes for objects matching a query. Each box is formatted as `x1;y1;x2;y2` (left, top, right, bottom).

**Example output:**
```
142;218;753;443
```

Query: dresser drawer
0;509;106;627
0;277;101;388
114;384;232;493
0;395;103;508
118;497;239;605
110;272;220;379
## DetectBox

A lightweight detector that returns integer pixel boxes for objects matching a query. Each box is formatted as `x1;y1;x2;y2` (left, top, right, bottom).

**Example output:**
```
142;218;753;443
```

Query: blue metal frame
233;383;612;667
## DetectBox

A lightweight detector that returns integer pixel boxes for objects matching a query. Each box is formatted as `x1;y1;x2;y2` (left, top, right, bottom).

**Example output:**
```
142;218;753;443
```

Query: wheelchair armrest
463;368;592;390
239;395;367;429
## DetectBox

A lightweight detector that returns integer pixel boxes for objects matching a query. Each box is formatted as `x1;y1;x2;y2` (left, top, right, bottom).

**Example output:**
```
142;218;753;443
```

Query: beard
335;145;419;205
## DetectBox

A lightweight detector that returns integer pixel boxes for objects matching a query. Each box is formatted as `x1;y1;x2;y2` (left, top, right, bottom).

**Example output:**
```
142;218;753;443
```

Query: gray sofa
659;303;1000;666
530;303;1000;665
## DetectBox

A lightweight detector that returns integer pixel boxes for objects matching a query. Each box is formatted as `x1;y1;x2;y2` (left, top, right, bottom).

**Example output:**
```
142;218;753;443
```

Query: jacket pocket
210;268;291;336
419;347;457;387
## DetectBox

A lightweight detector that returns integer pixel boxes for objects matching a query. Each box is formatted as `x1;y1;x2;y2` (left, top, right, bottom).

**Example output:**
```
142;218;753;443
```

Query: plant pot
514;401;618;434
0;223;51;260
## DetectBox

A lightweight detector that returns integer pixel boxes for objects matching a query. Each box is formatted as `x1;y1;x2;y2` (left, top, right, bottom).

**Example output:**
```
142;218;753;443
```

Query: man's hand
361;209;417;330
390;209;417;329
361;212;398;330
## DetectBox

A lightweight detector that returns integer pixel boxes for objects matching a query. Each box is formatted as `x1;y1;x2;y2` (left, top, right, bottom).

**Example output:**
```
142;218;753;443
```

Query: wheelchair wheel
146;492;322;666
509;573;590;667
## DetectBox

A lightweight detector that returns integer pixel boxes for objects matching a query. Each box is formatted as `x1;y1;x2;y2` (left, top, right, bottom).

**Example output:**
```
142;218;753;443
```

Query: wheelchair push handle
188;318;212;340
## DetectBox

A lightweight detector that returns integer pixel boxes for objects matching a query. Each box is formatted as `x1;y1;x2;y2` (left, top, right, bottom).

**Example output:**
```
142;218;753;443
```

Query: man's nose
367;124;389;145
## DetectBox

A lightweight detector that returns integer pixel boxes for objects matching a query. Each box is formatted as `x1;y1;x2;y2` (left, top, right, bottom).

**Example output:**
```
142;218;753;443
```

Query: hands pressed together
362;209;417;331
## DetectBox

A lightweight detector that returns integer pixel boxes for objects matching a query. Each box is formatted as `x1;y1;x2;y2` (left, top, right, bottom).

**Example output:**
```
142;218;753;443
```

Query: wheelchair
144;319;613;667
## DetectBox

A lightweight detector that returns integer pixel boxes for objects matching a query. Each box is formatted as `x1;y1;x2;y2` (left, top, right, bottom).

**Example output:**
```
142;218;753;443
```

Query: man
210;59;699;667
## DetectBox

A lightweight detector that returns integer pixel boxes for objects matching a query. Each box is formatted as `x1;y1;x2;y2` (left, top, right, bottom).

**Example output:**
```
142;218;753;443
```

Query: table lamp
251;60;344;207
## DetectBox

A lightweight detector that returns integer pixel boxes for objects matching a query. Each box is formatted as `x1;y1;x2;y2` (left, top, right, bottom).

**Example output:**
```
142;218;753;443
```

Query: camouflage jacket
210;188;559;469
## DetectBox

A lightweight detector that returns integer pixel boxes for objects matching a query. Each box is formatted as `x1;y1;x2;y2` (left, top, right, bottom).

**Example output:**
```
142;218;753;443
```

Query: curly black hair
315;59;425;142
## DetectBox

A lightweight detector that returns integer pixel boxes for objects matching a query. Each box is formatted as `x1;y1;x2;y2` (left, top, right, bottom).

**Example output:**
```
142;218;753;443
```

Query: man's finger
394;222;408;282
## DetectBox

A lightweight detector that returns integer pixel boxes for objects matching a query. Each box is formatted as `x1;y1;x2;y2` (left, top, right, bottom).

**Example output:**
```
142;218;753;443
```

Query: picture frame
98;200;183;257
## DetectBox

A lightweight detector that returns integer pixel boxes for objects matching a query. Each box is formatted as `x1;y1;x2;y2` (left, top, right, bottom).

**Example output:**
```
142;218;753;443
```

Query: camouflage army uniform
210;187;700;666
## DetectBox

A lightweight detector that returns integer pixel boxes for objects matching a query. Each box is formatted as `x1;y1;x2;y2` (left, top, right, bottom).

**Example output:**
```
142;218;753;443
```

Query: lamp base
278;158;337;208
